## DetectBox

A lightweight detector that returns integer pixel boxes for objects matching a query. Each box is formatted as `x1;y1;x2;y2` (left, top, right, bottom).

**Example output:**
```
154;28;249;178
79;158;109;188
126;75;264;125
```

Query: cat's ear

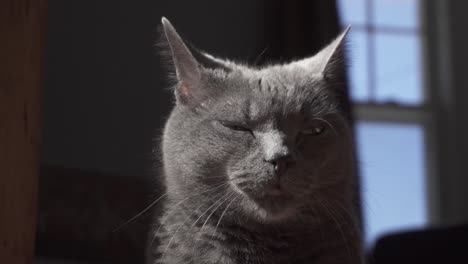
315;26;350;79
160;17;231;105
161;17;201;104
292;26;350;80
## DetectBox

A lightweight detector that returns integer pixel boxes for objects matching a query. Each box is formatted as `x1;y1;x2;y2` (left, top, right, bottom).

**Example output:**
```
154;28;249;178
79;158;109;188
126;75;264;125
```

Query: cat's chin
242;192;298;222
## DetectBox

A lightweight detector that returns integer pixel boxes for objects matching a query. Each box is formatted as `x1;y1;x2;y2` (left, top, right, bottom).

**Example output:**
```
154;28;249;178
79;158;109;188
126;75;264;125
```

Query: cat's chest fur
152;207;358;264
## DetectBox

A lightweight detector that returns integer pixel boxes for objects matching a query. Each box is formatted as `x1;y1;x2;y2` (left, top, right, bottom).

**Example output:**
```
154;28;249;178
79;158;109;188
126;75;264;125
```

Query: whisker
253;46;269;66
114;178;234;232
159;190;227;260
284;176;310;191
196;191;236;241
317;187;366;231
150;182;230;247
301;201;325;241
199;175;228;179
327;199;361;238
212;193;241;236
183;192;234;247
113;191;169;232
311;193;352;260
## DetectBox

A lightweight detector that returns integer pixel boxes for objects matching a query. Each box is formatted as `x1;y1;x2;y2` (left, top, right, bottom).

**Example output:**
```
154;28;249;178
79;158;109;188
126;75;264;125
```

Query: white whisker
311;194;352;260
150;182;230;247
195;191;236;241
159;190;227;260
212;193;241;236
113;191;168;232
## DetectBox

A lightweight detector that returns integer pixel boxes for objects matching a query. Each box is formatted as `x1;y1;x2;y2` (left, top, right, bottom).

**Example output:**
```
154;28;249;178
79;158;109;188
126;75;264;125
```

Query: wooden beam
0;1;47;263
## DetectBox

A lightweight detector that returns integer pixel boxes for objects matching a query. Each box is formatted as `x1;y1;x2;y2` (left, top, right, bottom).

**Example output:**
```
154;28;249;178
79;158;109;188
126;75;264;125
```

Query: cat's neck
158;199;362;264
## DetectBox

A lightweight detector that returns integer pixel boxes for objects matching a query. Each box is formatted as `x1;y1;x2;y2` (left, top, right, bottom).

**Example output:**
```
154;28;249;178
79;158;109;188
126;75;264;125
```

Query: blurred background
4;0;467;263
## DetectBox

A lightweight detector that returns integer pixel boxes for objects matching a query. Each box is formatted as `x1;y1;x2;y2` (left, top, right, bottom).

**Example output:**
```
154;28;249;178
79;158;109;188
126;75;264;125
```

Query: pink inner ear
180;82;191;98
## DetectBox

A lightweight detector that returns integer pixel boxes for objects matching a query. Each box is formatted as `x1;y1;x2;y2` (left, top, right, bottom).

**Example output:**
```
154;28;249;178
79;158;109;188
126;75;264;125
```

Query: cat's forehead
251;66;324;100
240;63;322;88
215;66;331;121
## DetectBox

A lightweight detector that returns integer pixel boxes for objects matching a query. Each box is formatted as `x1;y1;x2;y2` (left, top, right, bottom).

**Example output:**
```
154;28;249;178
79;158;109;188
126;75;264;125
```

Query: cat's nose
264;149;290;164
264;150;295;172
260;130;296;172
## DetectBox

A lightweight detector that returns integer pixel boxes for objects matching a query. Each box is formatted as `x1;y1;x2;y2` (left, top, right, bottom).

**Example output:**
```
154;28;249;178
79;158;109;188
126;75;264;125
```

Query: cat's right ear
161;17;201;104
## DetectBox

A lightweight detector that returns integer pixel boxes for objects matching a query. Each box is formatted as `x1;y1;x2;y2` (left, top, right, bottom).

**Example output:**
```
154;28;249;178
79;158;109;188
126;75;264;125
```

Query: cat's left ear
160;17;232;105
161;17;202;104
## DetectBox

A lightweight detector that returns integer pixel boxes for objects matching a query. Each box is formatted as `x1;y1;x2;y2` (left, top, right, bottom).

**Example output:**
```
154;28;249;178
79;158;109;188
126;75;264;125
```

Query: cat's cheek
298;137;335;161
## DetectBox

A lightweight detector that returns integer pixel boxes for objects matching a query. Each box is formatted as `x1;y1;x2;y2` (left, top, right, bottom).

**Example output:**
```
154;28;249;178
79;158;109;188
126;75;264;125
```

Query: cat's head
160;18;354;222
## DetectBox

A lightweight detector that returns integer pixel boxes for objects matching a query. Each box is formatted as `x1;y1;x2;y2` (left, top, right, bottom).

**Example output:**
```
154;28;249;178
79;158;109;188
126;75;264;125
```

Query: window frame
339;0;437;237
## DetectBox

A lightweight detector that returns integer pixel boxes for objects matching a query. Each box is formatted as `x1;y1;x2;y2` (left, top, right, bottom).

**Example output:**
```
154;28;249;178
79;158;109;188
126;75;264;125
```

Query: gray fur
148;18;362;264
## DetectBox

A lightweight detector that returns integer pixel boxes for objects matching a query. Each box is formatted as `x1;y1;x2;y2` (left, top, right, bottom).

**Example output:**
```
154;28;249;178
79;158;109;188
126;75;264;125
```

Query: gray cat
147;17;363;264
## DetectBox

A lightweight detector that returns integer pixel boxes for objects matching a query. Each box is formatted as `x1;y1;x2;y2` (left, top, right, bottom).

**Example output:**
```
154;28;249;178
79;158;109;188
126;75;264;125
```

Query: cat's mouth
229;170;299;220
256;189;294;206
232;177;292;199
233;181;297;220
252;192;296;221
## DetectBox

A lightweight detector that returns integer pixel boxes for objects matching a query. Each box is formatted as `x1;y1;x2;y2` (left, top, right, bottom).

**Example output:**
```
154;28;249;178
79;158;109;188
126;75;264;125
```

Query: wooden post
0;1;47;263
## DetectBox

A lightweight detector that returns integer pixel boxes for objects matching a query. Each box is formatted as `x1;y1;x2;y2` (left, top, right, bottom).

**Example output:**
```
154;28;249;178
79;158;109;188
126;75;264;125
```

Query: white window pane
348;30;370;102
375;33;422;105
337;0;367;26
373;0;419;28
356;122;427;246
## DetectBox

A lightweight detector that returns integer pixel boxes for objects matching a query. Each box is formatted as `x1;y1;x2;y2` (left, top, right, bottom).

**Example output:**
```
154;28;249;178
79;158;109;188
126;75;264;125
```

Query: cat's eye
301;126;325;136
227;125;250;132
220;121;252;133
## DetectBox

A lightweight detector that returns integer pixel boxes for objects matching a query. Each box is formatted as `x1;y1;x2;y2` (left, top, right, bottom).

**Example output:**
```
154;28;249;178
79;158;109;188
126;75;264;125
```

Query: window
337;0;428;246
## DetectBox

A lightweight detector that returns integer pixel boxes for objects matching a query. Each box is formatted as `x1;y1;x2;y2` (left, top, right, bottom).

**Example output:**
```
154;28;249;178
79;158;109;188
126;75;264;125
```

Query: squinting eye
301;126;325;136
220;122;251;132
228;125;250;132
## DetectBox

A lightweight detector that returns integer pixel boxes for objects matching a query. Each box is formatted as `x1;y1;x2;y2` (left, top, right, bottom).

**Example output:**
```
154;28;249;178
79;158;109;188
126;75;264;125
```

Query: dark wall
42;0;270;176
